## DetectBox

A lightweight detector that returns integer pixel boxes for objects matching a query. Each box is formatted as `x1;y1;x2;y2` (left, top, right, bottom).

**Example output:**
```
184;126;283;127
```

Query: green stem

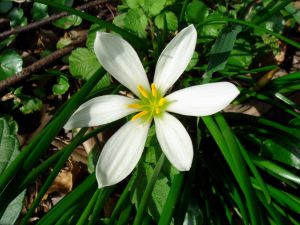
88;187;114;225
132;154;165;225
108;175;136;225
76;189;101;225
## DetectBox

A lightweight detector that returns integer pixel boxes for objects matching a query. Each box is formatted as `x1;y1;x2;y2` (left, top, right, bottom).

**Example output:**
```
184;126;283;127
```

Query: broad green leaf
126;0;166;16
185;0;209;24
52;14;82;29
113;9;148;38
0;191;26;225
143;0;166;16
132;147;171;222
86;24;105;51
0;118;25;225
52;75;70;95
8;8;27;28
154;11;178;31
0;50;23;81
227;38;252;69
197;12;224;43
0;118;19;173
31;2;49;21
204;25;242;83
69;47;101;80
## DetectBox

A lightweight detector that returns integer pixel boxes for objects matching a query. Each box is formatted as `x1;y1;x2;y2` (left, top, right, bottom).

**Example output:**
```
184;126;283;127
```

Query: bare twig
0;35;86;92
0;0;106;40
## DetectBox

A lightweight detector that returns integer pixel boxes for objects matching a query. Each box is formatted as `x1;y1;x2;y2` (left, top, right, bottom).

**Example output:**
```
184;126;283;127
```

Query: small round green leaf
154;11;178;31
0;50;23;81
52;15;82;29
185;0;209;24
8;8;27;28
31;3;49;21
52;76;70;95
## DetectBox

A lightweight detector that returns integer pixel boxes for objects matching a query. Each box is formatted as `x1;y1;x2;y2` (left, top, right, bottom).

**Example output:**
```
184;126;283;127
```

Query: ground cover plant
0;0;300;224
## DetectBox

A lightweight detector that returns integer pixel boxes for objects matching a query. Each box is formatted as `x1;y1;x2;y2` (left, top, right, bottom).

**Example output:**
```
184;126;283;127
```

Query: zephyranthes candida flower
64;25;239;188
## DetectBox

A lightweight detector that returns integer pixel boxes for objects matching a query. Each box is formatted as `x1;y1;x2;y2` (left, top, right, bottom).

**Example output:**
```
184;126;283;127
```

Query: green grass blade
55;204;79;225
235;138;271;204
250;153;300;185
0;68;105;193
20;128;88;225
214;114;260;225
76;189;101;225
36;174;97;225
251;178;300;214
88;187;114;225
117;205;132;225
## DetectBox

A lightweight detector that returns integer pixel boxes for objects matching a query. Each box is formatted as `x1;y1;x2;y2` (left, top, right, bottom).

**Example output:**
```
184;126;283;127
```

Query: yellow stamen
155;108;160;114
138;85;148;98
128;103;142;109
131;111;148;121
151;83;157;97
158;98;166;106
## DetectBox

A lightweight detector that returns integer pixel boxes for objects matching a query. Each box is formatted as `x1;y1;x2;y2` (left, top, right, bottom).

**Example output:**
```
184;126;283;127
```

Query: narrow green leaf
36;174;97;225
250;153;300;185
0;68;105;194
203;25;242;83
236;138;271;203
214;114;260;225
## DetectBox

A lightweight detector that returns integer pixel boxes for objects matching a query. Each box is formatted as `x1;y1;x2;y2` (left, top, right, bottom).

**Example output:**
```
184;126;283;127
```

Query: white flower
64;25;239;188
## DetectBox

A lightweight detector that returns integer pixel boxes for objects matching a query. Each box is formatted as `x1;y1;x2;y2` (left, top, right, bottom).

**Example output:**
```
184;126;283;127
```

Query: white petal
154;112;193;171
154;25;197;95
96;120;150;188
166;82;240;116
64;95;139;130
94;32;150;97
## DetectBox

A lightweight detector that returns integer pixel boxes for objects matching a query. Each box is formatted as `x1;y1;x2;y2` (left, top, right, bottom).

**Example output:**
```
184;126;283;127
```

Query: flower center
128;83;168;122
